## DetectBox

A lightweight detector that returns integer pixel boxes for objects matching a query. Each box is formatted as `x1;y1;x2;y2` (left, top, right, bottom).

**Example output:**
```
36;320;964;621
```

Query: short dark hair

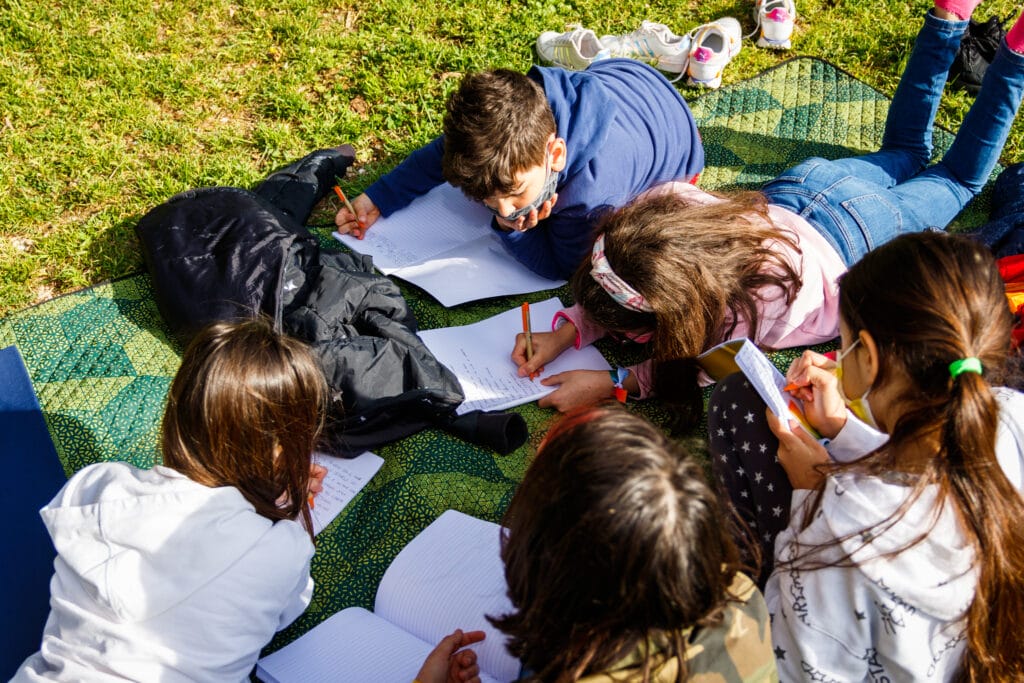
489;406;741;682
441;69;556;201
161;318;327;539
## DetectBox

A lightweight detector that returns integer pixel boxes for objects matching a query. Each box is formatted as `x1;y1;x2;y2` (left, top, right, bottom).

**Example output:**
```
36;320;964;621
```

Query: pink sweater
555;182;846;398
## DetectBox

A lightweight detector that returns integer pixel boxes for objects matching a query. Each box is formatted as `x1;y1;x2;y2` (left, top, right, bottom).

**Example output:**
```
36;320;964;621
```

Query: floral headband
589;234;654;313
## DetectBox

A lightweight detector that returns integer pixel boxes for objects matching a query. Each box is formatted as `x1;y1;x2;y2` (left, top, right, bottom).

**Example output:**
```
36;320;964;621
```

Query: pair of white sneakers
536;0;796;89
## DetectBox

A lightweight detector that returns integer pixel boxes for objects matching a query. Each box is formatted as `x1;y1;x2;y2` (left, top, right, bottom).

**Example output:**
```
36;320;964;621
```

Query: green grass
1;0;1021;316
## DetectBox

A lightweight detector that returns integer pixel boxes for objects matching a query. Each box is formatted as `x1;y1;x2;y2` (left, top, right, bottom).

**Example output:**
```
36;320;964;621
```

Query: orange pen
521;302;537;380
333;185;367;236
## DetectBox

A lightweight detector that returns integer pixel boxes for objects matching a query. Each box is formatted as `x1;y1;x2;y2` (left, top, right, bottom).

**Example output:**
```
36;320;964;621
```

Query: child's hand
334;193;380;239
784;350;846;439
493;192;558;233
308;462;328;499
415;629;486;683
512;323;576;379
766;409;830;490
537;369;613;411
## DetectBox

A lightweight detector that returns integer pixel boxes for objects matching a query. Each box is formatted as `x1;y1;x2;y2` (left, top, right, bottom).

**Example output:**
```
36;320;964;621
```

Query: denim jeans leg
889;42;1024;229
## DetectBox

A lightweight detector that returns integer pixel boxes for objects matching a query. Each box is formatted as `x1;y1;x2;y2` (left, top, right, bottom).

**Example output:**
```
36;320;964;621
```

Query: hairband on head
590;234;654;313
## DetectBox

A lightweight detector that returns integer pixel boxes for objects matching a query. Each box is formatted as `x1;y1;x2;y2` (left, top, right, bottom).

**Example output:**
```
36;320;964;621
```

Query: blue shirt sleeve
364;136;447;217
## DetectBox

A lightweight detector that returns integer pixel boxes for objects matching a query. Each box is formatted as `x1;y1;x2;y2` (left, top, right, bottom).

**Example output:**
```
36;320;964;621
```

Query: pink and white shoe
752;0;796;49
686;17;742;89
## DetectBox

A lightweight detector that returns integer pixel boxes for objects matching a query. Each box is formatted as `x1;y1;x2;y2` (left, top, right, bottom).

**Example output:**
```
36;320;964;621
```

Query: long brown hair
571;190;802;432
442;69;556;201
161;318;327;540
816;232;1024;680
490;407;743;682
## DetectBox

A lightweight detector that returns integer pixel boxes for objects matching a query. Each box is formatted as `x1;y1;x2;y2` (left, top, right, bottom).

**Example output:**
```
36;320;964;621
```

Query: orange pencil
307;493;316;510
783;382;801;393
521;302;537;380
333;185;367;233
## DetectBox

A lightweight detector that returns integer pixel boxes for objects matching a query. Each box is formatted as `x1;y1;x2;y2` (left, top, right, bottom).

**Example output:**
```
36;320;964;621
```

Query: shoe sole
687;72;723;88
757;35;792;49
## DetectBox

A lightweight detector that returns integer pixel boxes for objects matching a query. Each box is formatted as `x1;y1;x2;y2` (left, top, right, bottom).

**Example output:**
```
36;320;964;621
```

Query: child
489;406;777;682
710;231;1024;680
334;60;704;280
513;3;1024;428
13;319;480;683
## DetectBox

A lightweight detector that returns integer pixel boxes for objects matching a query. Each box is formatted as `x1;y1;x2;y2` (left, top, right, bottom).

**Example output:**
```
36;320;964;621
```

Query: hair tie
949;357;983;379
590;234;654;313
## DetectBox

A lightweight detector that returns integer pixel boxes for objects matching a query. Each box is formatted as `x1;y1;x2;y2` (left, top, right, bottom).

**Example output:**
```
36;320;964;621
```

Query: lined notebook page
374;510;520;682
333;183;565;305
333;183;495;271
308;451;384;536
255;606;504;683
420;297;611;414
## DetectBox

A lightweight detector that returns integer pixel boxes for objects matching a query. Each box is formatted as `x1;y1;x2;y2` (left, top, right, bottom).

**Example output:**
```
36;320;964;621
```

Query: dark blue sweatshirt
364;59;704;280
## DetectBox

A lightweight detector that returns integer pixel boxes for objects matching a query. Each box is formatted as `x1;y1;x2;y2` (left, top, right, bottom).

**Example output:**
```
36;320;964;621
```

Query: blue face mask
488;154;559;222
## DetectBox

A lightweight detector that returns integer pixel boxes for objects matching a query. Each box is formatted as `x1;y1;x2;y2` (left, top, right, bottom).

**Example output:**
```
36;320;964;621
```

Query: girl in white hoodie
14;319;482;683
711;231;1024;681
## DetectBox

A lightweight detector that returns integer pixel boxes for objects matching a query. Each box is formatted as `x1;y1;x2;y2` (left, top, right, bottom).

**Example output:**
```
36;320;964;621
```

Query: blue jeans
763;12;1024;267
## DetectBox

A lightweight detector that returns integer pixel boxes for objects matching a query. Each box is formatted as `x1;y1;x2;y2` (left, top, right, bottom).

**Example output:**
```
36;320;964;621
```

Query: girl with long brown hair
14;319;330;681
711;231;1024;681
513;2;1024;432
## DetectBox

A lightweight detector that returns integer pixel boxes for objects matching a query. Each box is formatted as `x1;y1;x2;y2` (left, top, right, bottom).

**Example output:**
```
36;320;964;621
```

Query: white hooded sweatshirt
13;462;314;682
766;388;1024;682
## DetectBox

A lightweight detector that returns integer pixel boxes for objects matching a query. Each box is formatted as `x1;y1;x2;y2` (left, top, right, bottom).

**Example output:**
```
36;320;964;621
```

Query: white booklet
419;297;612;414
333;183;565;306
308;451;384;536
697;337;819;438
256;510;520;683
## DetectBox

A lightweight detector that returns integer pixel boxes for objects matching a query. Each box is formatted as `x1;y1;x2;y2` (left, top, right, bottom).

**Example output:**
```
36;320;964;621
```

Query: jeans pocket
840;192;903;254
766;158;830;185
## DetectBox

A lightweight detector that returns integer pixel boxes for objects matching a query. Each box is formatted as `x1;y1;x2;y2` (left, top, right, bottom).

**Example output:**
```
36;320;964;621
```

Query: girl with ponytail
710;231;1024;681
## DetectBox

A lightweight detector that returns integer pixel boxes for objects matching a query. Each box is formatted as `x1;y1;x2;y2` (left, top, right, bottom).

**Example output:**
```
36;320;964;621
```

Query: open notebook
256;510;520;683
333;183;565;306
420;297;611;414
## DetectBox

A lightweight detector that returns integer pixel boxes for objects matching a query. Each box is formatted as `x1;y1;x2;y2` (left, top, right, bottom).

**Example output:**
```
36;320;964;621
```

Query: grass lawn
1;0;1021;316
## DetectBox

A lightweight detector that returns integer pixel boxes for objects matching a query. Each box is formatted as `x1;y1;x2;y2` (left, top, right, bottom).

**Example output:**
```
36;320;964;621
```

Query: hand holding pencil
333;187;380;239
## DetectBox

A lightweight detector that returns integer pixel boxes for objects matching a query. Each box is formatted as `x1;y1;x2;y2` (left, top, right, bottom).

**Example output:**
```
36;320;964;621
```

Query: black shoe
949;16;1007;95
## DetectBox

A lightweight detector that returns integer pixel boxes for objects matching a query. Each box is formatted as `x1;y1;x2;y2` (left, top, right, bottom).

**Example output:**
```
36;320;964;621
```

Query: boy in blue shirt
335;59;704;280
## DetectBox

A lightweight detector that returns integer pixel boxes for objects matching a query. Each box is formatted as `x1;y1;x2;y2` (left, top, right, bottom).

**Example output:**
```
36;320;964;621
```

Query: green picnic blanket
0;57;988;653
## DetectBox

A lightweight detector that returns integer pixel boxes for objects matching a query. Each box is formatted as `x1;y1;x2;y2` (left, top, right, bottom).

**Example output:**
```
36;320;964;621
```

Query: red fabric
997;255;1024;348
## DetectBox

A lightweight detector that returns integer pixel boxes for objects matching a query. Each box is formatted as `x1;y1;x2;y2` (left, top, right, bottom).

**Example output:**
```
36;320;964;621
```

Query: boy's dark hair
442;69;556;201
161;318;327;540
489;406;742;682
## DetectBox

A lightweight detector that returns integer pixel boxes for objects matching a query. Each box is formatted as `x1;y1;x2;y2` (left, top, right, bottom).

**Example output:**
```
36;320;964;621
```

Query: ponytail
944;369;1024;681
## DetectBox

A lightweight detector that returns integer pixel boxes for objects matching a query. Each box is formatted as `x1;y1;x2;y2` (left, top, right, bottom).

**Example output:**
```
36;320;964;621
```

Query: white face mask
835;338;880;430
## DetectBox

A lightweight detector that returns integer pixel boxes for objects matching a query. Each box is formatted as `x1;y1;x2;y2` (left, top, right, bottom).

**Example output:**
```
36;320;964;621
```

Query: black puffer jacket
136;147;526;455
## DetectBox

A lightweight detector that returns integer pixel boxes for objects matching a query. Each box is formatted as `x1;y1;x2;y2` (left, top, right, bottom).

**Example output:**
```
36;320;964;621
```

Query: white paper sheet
374;510;518;683
333;183;565;306
254;511;516;683
419;297;612;414
309;451;384;536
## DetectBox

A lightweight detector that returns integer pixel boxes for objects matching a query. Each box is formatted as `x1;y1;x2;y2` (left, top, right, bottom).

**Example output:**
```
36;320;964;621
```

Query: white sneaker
536;26;611;70
686;17;742;89
600;21;691;79
752;0;796;49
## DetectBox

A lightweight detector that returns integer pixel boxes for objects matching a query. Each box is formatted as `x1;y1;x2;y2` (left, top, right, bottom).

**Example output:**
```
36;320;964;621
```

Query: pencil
521;302;537;380
333;184;366;233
